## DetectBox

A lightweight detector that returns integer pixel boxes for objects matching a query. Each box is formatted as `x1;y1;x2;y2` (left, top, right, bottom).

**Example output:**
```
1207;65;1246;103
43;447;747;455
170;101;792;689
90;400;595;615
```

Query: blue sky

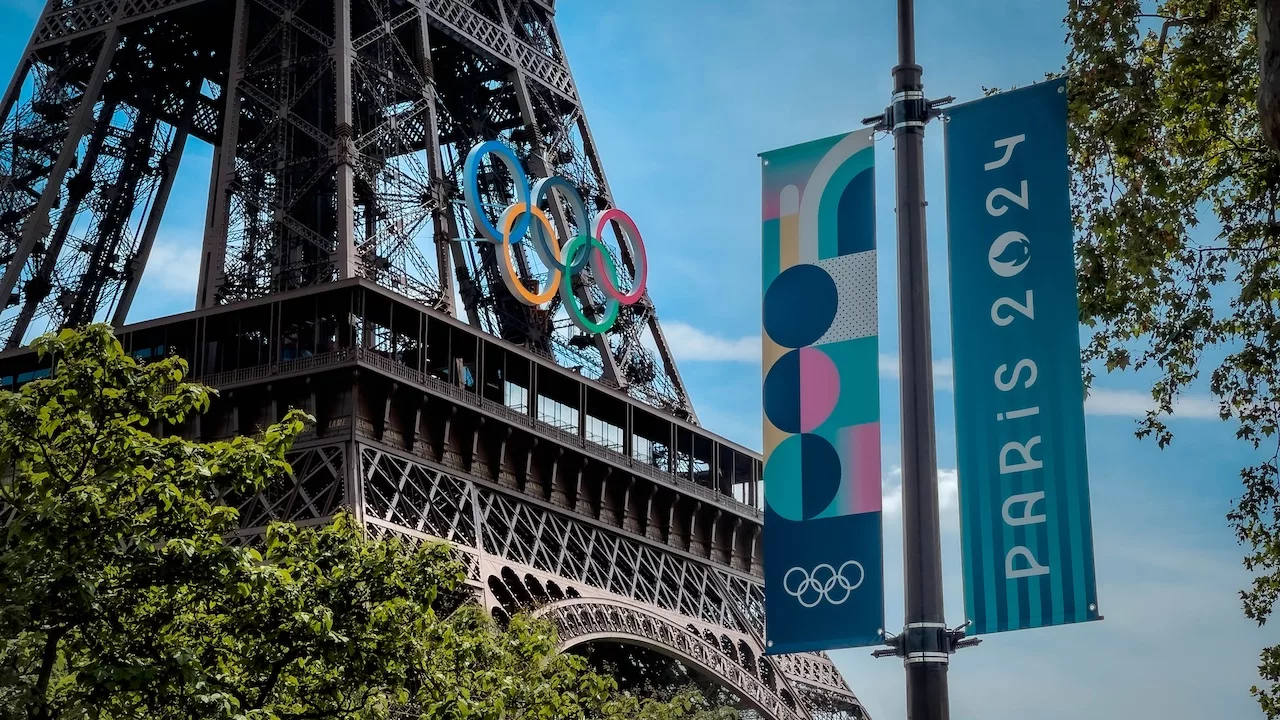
0;0;1275;717
555;2;1277;718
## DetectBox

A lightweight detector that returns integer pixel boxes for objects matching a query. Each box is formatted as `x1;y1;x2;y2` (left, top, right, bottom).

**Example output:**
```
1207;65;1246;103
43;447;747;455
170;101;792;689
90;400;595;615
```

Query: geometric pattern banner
761;128;884;654
944;77;1101;636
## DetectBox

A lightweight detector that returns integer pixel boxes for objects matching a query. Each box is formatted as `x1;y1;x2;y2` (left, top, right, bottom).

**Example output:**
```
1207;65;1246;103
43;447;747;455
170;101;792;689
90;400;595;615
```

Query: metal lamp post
863;0;966;717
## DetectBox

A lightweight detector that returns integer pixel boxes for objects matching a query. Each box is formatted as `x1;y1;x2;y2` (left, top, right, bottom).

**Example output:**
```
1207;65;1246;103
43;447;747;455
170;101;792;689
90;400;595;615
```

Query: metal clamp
891;90;927;131
871;620;982;661
861;94;955;134
905;651;950;665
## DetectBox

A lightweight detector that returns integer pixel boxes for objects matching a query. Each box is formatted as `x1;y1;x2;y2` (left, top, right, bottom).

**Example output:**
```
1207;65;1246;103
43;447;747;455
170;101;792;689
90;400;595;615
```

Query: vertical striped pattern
943;78;1100;636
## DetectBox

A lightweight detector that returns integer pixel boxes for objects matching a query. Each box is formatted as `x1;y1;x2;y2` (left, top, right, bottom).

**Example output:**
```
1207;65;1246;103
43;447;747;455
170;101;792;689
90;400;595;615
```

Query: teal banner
761;129;884;654
943;78;1100;636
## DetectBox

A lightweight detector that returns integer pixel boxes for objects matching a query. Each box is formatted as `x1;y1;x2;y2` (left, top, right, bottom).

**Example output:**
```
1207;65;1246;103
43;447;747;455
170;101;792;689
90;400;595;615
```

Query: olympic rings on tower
463;140;648;334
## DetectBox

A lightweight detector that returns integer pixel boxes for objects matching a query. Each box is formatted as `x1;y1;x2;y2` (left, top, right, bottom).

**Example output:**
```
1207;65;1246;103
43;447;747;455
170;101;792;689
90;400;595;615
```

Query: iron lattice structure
0;0;693;418
0;1;868;718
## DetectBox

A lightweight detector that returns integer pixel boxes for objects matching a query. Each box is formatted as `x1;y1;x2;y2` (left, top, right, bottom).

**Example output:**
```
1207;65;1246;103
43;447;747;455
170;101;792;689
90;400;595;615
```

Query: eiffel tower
0;0;867;717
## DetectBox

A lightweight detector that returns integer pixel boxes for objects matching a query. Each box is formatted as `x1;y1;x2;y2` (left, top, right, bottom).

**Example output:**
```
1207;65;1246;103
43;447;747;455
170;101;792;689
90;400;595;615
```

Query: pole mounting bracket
871;620;982;660
861;95;955;134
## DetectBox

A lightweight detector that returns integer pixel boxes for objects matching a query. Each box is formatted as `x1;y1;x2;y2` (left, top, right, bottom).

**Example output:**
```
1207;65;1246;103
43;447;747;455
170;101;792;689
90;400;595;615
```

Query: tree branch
255;647;303;710
31;625;67;720
1135;13;1207;56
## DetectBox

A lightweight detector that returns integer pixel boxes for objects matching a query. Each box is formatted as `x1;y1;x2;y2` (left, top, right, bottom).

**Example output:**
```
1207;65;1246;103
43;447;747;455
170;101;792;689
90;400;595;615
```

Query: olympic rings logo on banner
462;140;648;335
782;561;865;608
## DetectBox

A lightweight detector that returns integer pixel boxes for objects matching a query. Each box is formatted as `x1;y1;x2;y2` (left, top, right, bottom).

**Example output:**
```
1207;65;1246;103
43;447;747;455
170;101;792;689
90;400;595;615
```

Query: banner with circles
761;128;884;654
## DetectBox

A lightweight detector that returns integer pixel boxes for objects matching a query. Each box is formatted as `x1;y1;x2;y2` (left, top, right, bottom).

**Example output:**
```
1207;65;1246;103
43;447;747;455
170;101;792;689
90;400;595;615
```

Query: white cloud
879;353;954;391
142;241;201;293
658;332;957;398
1085;388;1222;420
695;406;762;453
939;467;959;515
875;354;1221;420
839;479;1270;720
882;465;959;526
878;354;897;376
934;358;954;387
661;321;760;362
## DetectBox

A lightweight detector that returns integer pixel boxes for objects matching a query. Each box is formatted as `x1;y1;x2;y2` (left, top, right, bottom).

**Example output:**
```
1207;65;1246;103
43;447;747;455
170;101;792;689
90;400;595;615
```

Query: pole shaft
897;0;916;66
892;0;949;717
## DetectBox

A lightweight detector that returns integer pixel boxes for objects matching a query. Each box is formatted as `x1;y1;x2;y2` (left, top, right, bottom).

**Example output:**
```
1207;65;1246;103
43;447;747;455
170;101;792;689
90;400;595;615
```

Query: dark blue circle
763;264;838;348
799;434;841;519
763;432;843;521
763;349;802;433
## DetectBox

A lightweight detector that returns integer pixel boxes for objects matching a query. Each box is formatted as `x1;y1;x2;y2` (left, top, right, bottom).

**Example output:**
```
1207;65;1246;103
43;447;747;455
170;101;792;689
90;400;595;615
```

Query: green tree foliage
1065;0;1280;713
0;324;306;718
0;326;737;720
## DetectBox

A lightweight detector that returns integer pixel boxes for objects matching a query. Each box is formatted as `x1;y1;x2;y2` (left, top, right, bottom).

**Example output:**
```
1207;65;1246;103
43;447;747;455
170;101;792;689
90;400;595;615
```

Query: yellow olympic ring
498;203;561;306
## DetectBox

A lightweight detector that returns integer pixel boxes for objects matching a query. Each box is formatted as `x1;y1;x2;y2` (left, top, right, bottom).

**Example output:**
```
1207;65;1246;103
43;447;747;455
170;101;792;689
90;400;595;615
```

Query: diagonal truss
214;438;866;719
0;0;223;347
0;0;696;419
354;444;865;719
0;0;872;715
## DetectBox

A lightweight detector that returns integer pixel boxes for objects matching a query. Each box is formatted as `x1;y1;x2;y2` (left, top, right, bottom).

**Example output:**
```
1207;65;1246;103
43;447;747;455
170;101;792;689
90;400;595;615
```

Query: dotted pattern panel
814;250;877;344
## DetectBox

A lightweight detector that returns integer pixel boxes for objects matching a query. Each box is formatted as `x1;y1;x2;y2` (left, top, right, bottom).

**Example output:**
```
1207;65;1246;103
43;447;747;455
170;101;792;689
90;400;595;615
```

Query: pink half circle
799;346;840;432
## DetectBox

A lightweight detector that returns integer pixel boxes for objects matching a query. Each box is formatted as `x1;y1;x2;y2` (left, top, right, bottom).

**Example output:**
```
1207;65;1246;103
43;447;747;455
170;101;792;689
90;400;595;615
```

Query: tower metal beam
0;0;696;449
196;0;246;309
0;26;120;320
112;87;200;327
3;98;117;348
333;0;358;281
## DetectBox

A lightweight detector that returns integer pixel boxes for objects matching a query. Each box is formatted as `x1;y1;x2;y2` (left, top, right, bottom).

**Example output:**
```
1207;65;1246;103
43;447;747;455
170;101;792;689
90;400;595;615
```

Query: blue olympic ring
461;140;649;335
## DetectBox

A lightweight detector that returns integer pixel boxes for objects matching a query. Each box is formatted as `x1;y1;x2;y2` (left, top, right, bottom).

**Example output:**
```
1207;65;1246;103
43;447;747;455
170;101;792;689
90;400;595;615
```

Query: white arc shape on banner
796;131;873;264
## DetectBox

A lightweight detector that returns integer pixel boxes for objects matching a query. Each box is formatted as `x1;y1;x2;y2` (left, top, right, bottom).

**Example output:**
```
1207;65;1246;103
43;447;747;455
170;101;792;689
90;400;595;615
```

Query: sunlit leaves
1067;0;1280;713
0;326;736;720
0;325;309;719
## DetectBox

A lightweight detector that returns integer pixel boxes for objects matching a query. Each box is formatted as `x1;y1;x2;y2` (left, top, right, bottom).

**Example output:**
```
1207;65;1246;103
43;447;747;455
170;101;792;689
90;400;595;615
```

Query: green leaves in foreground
0;325;736;720
0;325;306;719
1066;0;1280;713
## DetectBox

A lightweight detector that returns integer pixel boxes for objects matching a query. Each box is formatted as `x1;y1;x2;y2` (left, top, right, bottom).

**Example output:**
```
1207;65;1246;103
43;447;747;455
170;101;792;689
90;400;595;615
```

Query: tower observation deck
0;1;866;716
